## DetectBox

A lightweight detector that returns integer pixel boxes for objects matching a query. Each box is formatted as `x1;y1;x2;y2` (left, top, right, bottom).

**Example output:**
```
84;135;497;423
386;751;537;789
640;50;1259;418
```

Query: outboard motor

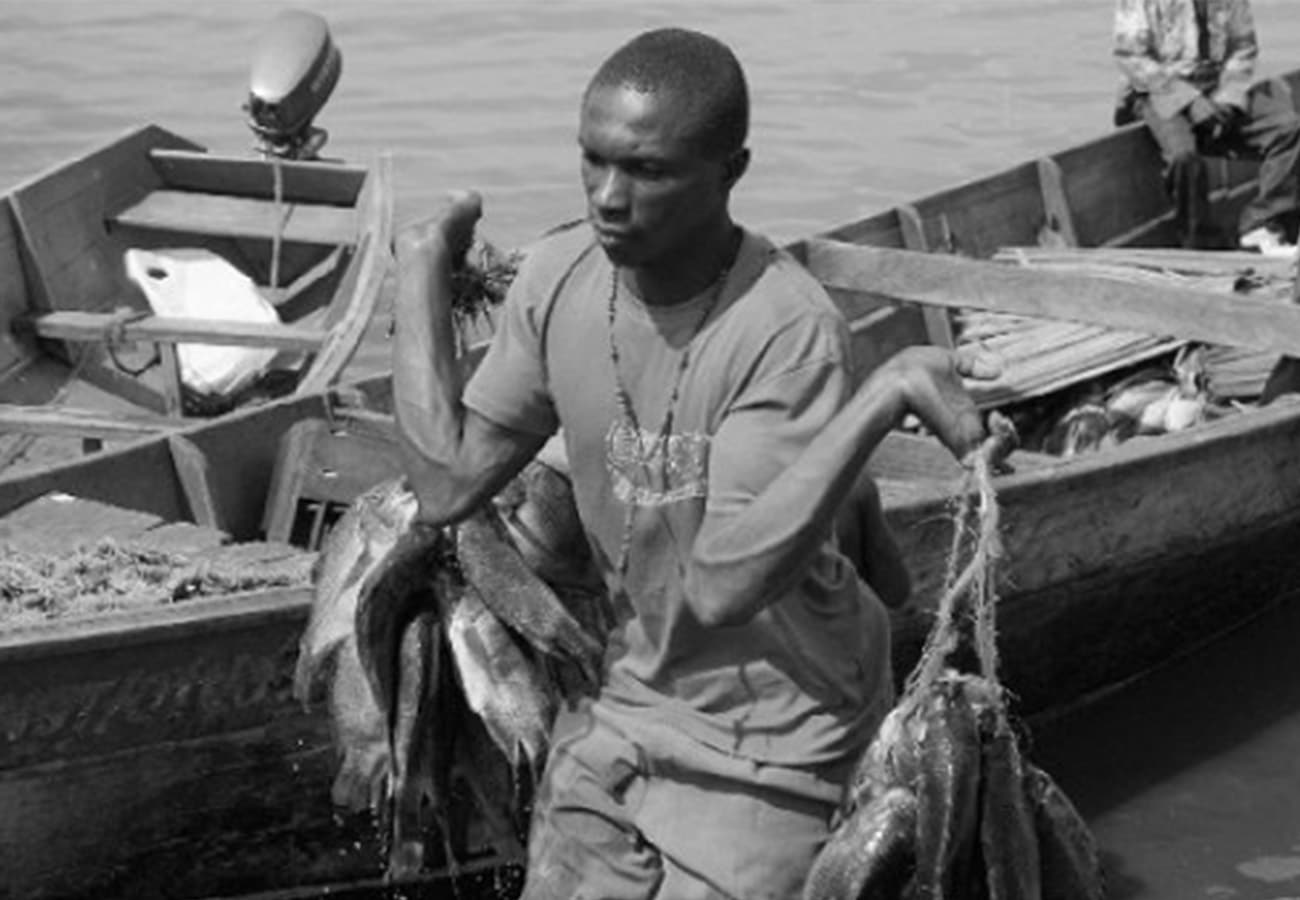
244;10;342;160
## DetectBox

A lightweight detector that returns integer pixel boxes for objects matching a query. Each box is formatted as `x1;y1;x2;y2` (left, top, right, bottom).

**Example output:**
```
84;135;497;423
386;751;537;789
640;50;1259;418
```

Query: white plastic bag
125;247;281;397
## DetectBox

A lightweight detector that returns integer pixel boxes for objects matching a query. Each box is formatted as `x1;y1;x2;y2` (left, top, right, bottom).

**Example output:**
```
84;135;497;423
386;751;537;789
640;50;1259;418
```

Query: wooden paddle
802;239;1300;357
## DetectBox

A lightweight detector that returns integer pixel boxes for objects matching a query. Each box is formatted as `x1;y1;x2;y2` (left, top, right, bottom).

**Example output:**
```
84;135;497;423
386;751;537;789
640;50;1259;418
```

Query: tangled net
0;539;312;627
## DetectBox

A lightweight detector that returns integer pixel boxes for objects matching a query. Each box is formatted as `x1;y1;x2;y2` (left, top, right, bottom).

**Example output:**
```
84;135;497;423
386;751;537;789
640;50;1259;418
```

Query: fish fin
330;744;390;814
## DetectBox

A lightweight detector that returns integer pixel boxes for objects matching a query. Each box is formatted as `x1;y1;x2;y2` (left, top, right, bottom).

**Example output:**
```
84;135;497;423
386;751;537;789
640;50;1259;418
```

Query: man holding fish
392;26;996;900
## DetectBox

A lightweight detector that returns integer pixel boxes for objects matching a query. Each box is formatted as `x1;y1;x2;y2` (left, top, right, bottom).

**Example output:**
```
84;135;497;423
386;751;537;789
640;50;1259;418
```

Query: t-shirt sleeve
706;315;854;515
462;252;561;437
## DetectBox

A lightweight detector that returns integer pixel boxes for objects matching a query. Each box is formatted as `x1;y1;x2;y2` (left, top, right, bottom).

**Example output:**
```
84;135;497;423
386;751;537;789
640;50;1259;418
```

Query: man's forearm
392;244;501;524
685;370;907;627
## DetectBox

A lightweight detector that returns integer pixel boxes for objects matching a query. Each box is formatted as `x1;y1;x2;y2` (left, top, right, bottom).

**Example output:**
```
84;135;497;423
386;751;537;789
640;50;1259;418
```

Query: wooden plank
262;416;405;544
157;341;183;416
149;148;366;206
28;310;326;351
805;240;1300;357
114;190;357;245
167;434;225;530
909;160;1044;258
296;155;393;394
1036;157;1079;247
10;126;196;317
0;196;36;379
896;203;955;348
1052;125;1174;248
0;403;172;439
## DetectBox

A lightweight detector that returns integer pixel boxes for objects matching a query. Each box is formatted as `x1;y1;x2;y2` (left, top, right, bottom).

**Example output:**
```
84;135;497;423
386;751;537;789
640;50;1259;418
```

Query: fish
297;478;421;816
979;707;1042;900
498;459;598;589
913;676;983;900
385;607;444;879
1024;765;1105;900
456;500;606;689
354;515;447;719
303;455;615;876
441;572;555;772
801;786;918;900
838;702;921;827
293;477;417;705
448;687;533;860
324;633;390;813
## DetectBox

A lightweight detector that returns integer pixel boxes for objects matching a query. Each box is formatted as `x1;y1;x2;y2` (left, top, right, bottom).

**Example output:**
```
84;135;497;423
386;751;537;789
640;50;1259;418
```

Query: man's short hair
587;27;750;159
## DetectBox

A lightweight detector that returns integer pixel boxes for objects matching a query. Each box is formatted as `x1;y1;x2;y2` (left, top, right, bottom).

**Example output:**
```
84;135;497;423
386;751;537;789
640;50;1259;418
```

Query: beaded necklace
606;258;732;591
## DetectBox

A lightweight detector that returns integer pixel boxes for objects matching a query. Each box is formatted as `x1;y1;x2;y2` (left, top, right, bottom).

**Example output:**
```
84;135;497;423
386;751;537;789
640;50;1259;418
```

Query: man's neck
627;223;742;307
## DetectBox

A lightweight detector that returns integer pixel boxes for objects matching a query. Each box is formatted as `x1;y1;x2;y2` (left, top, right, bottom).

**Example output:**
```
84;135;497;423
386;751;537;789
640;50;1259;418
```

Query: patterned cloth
1114;0;1257;119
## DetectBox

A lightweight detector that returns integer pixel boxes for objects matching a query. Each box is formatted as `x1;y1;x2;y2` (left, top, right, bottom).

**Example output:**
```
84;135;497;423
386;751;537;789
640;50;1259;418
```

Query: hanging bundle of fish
803;416;1105;900
293;451;614;878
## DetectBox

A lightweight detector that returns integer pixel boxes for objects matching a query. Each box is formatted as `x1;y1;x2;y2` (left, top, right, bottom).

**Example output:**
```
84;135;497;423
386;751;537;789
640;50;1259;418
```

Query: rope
101;306;158;377
900;412;1016;710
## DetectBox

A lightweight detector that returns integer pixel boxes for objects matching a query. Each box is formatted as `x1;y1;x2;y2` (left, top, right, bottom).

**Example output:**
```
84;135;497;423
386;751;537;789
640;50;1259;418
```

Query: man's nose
592;167;630;211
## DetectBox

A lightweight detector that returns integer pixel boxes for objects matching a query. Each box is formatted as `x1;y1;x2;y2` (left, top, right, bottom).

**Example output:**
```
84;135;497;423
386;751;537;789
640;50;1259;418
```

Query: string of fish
802;413;1106;900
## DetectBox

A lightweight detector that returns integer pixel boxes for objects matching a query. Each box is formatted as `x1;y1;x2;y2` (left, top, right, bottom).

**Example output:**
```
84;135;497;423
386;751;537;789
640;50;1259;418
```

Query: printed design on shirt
605;419;709;506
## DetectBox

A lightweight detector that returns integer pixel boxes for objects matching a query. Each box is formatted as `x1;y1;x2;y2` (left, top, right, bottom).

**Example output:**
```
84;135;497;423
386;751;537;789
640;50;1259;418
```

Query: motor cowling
244;9;342;160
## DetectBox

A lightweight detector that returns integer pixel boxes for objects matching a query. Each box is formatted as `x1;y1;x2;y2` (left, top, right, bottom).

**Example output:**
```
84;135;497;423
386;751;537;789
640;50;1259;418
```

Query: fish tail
1025;765;1104;900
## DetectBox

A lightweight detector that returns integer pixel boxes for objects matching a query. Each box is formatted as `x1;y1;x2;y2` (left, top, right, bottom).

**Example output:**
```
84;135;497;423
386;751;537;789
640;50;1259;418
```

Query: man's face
578;83;735;269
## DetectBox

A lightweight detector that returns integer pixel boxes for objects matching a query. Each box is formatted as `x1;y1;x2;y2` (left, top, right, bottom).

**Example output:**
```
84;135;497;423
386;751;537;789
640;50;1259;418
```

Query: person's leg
1229;78;1300;239
520;702;663;900
622;709;852;900
1136;96;1209;248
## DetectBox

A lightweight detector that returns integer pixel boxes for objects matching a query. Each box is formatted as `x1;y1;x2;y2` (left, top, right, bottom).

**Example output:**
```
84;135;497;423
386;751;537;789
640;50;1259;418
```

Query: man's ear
722;148;750;188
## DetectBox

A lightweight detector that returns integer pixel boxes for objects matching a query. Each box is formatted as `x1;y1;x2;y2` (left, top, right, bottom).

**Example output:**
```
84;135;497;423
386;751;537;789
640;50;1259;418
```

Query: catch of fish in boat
1037;343;1217;458
804;418;1105;900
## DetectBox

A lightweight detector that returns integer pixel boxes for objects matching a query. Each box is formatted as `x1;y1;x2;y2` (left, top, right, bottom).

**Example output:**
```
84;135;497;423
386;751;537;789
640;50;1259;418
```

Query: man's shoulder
516;219;597;283
740;230;848;330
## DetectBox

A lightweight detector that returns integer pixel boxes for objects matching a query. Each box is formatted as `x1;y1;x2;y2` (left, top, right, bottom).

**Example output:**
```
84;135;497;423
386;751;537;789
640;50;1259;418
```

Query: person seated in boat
391;27;995;900
1113;0;1300;254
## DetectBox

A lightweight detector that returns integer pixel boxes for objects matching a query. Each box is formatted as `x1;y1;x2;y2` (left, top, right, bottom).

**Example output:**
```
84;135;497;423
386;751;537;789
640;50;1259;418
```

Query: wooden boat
4;71;1300;899
0;123;391;477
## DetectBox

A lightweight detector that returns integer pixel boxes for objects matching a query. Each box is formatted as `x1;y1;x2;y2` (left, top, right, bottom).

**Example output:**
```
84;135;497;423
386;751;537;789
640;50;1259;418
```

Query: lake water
4;2;1300;897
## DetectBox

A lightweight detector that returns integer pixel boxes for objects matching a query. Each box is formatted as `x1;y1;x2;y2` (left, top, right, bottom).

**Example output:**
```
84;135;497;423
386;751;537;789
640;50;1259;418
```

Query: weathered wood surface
148;148;367;206
0;402;173;439
803;239;1300;357
27;309;328;351
114;189;359;245
296;153;394;395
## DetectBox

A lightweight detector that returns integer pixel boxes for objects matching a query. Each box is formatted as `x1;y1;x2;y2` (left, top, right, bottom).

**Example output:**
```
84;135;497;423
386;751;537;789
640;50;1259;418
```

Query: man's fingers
954;346;1004;381
440;190;484;259
393;189;484;261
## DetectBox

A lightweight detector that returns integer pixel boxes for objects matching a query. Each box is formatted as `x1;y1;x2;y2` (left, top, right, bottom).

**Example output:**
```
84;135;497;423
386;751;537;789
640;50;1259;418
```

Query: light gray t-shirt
463;224;891;767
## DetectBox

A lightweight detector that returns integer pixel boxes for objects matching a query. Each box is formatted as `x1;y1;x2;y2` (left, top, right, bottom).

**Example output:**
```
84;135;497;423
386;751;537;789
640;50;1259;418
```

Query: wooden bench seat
114;189;357;245
148;148;367;206
27;310;327;351
0;403;174;440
